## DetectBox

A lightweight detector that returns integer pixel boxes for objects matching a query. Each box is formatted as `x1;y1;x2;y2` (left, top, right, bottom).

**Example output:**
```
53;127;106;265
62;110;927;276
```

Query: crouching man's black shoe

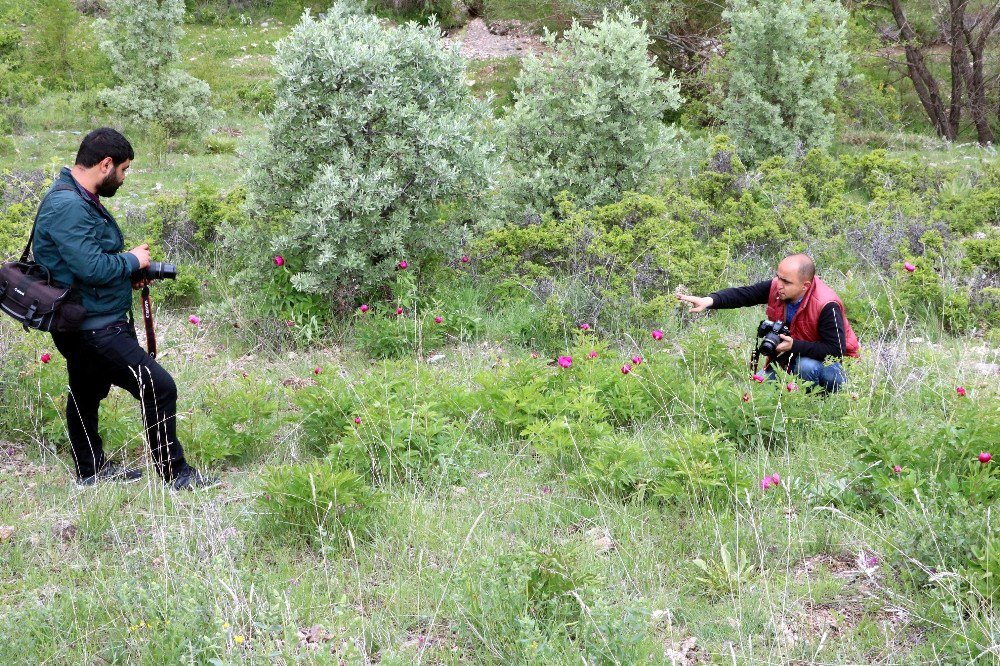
77;462;143;487
168;467;220;491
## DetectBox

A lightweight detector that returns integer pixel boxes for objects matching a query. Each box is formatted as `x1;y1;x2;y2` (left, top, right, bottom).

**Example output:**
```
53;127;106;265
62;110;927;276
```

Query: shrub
852;399;1000;508
354;312;423;360
652;430;741;504
476;192;731;322
500;10;681;215
212;233;336;349
972;287;1000;330
701;375;844;450
964;232;1000;275
149;266;204;306
478;146;996;336
247;3;494;298
295;364;477;483
897;231;975;333
186;377;283;465
5;347;70;448
0;170;49;259
334;401;462;484
97;0;217;135
233;80;274;114
891;493;1000;612
571;435;651;499
933;164;1000;235
23;0;107;91
720;0;849;162
258;461;382;545
0;200;32;261
475;354;615;466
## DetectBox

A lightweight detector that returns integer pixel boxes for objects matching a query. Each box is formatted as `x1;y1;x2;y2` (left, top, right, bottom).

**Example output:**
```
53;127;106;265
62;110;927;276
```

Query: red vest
765;276;859;358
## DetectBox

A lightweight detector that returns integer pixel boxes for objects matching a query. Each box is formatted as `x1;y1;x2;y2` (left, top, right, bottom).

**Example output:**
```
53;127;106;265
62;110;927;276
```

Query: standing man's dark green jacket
32;166;139;329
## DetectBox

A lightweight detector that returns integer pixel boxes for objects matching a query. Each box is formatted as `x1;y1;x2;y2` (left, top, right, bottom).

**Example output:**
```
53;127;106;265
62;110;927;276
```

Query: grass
2;296;999;662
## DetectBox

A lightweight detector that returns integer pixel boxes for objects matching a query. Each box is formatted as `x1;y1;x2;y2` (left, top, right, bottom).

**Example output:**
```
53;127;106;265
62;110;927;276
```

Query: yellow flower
234;635;245;645
222;622;230;630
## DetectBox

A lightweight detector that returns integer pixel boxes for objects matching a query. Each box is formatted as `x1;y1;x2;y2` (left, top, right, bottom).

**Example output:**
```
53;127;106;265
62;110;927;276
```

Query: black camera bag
0;183;86;333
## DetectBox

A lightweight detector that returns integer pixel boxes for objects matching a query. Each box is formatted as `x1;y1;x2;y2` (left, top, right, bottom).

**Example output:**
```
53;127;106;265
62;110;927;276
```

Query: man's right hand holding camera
128;243;151;269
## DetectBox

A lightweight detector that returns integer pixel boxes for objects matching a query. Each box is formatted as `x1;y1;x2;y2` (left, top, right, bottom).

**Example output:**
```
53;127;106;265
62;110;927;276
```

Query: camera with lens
756;319;790;358
133;261;177;282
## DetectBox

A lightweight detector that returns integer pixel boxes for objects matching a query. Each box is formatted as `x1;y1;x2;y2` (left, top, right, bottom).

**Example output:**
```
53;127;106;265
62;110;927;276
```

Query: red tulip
460;255;470;263
651;329;664;341
396;307;404;315
979;452;992;464
631;355;642;365
893;465;902;474
579;323;590;331
40;353;51;364
273;255;284;266
398;260;408;270
621;364;632;374
359;304;369;313
588;350;598;359
903;262;915;272
557;356;572;369
434;316;443;324
313;367;322;375
956;386;966;397
354;416;362;425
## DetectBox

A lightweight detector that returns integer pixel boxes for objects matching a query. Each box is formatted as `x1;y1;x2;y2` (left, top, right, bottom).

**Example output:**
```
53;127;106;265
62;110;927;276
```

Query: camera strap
141;285;157;358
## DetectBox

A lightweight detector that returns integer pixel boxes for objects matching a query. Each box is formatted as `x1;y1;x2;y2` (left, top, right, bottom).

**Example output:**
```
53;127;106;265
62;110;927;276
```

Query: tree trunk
962;6;1000;145
885;0;955;139
947;0;966;139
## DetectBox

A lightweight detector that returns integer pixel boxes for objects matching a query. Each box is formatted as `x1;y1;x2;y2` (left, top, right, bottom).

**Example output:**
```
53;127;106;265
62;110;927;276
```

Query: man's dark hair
75;127;134;168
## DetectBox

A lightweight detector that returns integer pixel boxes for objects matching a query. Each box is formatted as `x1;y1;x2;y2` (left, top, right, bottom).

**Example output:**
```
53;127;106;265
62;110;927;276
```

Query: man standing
676;254;859;392
32;128;217;489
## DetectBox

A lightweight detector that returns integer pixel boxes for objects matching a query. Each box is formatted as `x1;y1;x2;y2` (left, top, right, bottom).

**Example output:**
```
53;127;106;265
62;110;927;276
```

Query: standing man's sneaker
169;467;220;491
77;462;143;487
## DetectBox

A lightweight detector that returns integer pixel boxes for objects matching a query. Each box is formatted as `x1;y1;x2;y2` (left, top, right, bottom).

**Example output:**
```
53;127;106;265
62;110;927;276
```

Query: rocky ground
444;18;545;59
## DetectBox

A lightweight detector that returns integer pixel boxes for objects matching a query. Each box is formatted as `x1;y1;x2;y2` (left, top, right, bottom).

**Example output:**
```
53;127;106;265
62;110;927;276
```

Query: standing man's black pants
51;321;190;480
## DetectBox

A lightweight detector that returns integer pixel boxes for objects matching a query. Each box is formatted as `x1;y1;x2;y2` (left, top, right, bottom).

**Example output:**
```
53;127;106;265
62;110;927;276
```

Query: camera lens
145;261;177;281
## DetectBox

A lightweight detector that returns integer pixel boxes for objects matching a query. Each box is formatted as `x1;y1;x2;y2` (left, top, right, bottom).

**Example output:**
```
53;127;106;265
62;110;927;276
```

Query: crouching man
676;254;859;392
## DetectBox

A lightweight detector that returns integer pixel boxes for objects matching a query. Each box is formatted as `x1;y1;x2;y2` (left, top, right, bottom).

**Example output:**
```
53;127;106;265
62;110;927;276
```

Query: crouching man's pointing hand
675;291;714;313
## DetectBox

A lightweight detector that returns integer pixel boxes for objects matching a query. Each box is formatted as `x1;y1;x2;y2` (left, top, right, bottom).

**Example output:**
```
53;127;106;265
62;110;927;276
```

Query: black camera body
133;261;177;282
756;319;790;358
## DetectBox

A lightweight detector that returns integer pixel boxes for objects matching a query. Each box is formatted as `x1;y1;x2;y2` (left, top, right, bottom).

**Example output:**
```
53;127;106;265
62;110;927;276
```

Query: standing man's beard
95;171;123;197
